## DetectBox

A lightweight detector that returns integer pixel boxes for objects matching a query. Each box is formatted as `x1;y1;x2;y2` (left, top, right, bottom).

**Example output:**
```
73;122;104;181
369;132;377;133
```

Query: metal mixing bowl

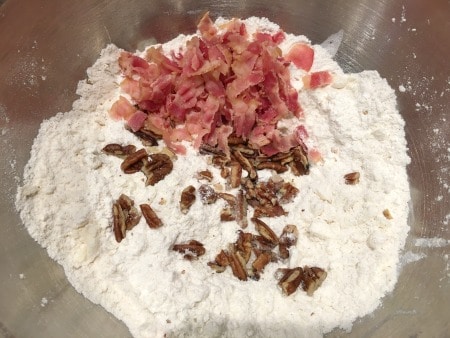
0;0;448;337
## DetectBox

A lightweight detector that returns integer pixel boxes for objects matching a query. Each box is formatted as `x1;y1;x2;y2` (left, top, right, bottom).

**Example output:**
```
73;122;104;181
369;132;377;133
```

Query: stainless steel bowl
0;0;448;337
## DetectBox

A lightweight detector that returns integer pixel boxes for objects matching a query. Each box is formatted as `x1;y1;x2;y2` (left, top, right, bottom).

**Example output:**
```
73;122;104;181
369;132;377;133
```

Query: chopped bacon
109;96;137;121
127;110;148;132
303;71;333;89
110;13;327;158
285;43;315;72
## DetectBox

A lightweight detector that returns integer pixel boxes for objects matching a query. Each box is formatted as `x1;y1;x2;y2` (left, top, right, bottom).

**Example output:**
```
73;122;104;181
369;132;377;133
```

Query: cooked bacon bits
109;12;330;158
172;240;206;260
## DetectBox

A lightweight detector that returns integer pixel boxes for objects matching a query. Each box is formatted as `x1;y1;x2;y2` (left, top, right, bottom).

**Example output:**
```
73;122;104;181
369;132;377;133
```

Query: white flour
16;17;410;338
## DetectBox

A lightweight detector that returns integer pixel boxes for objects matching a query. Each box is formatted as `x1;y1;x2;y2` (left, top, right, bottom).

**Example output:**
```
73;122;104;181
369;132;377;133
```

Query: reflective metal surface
0;0;448;337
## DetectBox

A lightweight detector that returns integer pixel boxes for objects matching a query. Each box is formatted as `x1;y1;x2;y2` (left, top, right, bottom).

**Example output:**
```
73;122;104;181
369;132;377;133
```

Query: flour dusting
16;17;411;338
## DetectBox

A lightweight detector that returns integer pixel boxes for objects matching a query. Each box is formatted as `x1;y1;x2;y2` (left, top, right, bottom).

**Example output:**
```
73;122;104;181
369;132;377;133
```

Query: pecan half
180;185;196;214
120;148;147;174
103;143;137;157
172;240;206;260
251;218;279;246
141;153;173;186
140;203;163;229
279;224;298;259
302;266;327;296
344;171;360;185
198;184;217;204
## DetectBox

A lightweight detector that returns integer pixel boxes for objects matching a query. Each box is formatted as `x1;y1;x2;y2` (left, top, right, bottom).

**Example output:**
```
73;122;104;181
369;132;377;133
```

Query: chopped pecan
232;149;257;181
236;189;248;228
172;240;206;260
279;224;298;259
252;235;277;251
207;262;227;273
232;144;256;158
229;161;242;188
220;167;230;179
211;155;230;168
199;144;225;156
180;185;196;214
220;207;235;222
196;170;213;182
125;126;159;146
141;153;173;186
112;194;141;242
383;209;393;219
251;218;279;246
228;250;248;281
235;231;253;263
102;143;137;157
227;135;245;145
252;251;272;273
112;202;126;243
277;267;303;296
302;266;327;296
256;161;288;173
118;194;141;230
217;192;236;205
215;250;230;267
120;148;147;174
279;182;299;204
198;184;217;204
344;171;360;185
290;146;310;176
253;204;287;218
140;203;163;229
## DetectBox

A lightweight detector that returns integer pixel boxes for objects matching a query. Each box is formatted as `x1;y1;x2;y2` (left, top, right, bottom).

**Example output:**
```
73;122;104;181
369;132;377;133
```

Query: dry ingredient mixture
16;15;410;338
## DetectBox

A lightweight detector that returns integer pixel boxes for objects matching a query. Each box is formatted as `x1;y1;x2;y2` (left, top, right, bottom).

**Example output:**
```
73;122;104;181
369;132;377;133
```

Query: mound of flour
16;17;410;338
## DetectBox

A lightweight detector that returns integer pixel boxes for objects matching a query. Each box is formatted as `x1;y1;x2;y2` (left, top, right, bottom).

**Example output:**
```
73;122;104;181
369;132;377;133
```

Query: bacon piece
109;96;137;121
303;71;333;89
285;43;314;71
198;12;218;42
127;110;148;132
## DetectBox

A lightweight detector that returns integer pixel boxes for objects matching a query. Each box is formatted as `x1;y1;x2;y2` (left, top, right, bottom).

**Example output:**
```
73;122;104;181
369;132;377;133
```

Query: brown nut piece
172;240;206;260
344;171;360;185
141;153;173;186
103;144;137;157
277;267;304;296
302;266;327;296
120;148;147;174
278;224;299;259
180;185;196;214
251;218;279;246
140;203;163;229
198;184;217;204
